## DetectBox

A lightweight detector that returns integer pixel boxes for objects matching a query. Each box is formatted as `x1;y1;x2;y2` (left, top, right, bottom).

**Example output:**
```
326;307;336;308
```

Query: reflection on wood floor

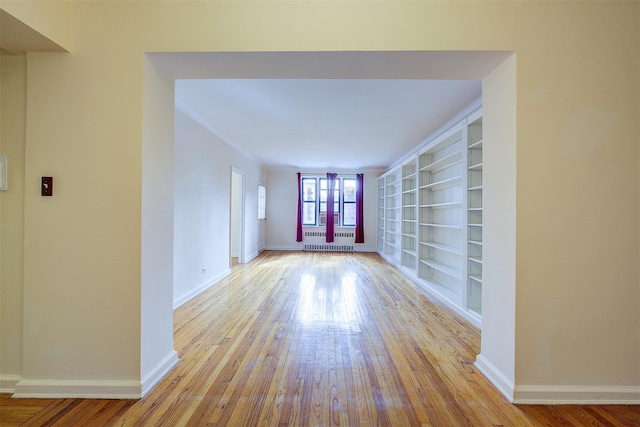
1;251;638;426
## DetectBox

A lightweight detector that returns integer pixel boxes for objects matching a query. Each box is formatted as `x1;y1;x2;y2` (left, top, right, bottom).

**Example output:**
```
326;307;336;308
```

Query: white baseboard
141;350;180;397
173;268;231;309
513;385;640;404
0;374;21;394
263;245;302;251
353;247;378;252
474;355;640;404
384;255;482;330
245;250;259;263
9;351;179;399
13;378;142;399
263;245;377;252
475;354;515;402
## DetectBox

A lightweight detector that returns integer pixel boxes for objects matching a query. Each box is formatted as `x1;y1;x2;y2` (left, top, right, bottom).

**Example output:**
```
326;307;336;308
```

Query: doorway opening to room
230;168;245;266
141;50;517;400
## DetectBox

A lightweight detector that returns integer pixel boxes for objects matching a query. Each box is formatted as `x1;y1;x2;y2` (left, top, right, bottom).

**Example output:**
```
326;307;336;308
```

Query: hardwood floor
1;251;638;426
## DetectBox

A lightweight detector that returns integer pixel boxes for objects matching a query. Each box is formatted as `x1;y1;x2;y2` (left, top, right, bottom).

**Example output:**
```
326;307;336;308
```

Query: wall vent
304;244;354;252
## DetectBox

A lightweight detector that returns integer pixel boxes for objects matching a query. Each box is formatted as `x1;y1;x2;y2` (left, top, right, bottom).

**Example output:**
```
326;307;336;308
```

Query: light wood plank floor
1;251;638;426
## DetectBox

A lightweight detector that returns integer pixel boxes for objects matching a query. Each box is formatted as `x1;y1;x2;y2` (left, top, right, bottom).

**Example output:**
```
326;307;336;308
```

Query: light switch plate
42;176;53;196
0;155;7;191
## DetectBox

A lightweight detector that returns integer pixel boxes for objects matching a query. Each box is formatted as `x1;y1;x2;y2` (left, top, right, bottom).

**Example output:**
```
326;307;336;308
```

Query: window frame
301;177;317;226
257;184;266;220
300;175;356;228
342;177;357;227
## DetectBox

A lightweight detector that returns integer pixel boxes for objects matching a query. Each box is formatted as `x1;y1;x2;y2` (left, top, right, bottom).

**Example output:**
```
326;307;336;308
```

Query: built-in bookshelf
401;159;418;272
383;167;402;264
466;110;483;319
377;177;385;252
377;108;483;327
418;125;465;306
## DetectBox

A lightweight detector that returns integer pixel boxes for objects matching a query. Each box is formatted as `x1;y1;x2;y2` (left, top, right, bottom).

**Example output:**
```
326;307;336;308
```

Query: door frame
230;167;246;265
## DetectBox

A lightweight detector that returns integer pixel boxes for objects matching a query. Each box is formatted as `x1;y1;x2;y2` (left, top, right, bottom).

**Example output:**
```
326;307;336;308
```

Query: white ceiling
162;51;512;171
176;79;480;170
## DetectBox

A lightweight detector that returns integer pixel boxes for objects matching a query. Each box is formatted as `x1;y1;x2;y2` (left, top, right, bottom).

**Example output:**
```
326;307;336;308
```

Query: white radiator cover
303;231;355;252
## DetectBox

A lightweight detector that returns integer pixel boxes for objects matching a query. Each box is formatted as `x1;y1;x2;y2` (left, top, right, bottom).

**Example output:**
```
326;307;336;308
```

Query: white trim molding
173;269;231;309
13;378;142;399
0;374;21;394
475;355;640;405
245;250;260;264
263;245;302;251
513;385;640;405
264;246;378;253
388;257;482;330
474;354;515;402
11;351;180;399
141;350;180;397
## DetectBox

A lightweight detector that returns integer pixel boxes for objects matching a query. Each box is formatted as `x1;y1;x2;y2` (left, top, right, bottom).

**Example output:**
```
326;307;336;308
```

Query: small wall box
41;176;53;196
0;155;7;191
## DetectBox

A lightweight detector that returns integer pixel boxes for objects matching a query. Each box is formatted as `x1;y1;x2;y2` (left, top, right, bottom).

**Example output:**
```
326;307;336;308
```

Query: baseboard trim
385;255;482;330
245;250;259;263
513;385;640;405
475;354;515;402
13;378;142;399
264;245;304;251
173;269;231;309
263;246;377;253
10;351;180;399
353;247;378;253
0;374;21;394
141;350;180;397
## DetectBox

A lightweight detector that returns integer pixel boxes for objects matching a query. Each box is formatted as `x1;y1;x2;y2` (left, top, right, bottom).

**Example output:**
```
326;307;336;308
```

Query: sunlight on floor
297;272;360;326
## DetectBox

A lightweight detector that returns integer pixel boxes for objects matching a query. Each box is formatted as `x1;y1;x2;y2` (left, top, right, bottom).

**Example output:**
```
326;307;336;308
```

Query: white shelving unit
383;167;402;264
377;108;484;327
418;125;465;307
466;111;483;319
401;159;418;272
377;177;385;252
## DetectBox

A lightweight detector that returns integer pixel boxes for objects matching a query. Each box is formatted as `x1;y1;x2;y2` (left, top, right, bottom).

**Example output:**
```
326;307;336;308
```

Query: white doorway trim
230;167;245;265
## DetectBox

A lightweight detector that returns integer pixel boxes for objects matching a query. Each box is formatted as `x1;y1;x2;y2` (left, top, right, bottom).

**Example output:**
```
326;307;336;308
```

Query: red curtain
355;173;364;243
326;173;337;243
296;172;303;242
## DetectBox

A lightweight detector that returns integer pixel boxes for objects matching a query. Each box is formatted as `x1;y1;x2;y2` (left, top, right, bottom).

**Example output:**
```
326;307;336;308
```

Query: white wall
1;0;637;403
265;169;379;252
140;55;178;396
476;54;517;398
258;184;266;251
264;170;298;250
230;171;242;258
0;53;26;391
173;108;265;308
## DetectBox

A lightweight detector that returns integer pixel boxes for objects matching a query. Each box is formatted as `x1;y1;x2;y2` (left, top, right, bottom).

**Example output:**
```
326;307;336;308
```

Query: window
319;177;339;226
302;178;317;225
301;176;356;227
342;178;357;226
258;184;266;220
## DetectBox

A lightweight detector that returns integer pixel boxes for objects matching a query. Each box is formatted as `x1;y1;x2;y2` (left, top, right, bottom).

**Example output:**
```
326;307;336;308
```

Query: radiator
304;244;354;252
303;231;355;252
